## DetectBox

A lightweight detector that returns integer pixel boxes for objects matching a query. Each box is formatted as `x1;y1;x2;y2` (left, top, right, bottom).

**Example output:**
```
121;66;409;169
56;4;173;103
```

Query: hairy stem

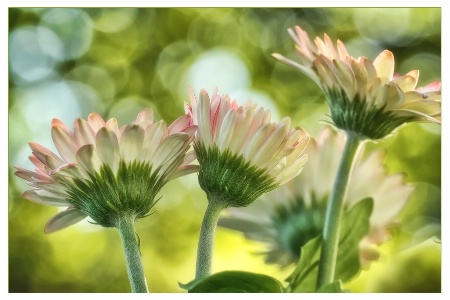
195;198;227;279
316;132;361;289
116;214;149;293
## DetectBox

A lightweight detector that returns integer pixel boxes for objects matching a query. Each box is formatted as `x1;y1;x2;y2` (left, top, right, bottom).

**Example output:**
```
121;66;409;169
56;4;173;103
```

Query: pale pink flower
185;87;310;207
219;126;414;267
273;25;441;139
15;109;198;233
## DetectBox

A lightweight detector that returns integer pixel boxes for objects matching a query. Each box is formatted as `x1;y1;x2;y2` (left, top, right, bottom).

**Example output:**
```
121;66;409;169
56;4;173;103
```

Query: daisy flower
273;25;441;139
219;126;414;267
14;109;197;232
186;87;309;279
186;87;310;207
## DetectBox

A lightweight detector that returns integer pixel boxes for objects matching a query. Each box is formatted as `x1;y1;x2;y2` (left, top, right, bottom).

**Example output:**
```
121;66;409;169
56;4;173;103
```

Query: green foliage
287;198;374;292
316;280;346;292
182;271;284;293
195;143;278;207
8;7;441;293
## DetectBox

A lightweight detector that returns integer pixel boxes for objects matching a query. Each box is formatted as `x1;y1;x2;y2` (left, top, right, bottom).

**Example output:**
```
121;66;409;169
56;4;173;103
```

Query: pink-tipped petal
168;114;191;134
74;118;96;148
87;112;106;133
170;165;199;180
76;144;95;174
106;118;121;139
95;127;119;171
51;125;78;163
416;81;441;93
29;142;65;167
23;189;70;206
133;108;154;128
119;125;144;163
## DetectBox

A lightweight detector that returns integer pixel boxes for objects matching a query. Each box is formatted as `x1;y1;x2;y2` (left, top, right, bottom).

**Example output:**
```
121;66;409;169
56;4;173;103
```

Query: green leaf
316;280;346;293
287;198;373;292
186;271;284;293
285;235;322;292
178;278;202;290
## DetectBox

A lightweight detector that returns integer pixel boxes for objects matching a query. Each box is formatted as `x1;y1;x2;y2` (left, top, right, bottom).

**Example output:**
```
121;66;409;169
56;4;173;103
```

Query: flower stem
116;214;149;293
316;132;361;290
195;198;227;279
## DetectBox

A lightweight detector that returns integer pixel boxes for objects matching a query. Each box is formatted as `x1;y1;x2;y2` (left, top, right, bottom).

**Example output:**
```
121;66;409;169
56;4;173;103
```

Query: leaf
285;235;322;292
316;280;346;293
185;271;284;293
334;197;373;281
178;278;202;290
287;198;374;292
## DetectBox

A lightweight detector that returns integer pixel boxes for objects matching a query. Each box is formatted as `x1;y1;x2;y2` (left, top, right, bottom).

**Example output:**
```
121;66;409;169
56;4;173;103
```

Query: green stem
116;214;149;293
316;132;361;290
195;198;227;279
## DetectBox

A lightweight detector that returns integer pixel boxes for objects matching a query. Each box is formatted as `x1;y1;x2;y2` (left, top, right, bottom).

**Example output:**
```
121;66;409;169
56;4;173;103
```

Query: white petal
23;189;70;206
51;125;78;163
29;142;65;168
119;125;144;163
87;112;106;133
29;154;47;171
76;144;95;174
384;82;404;111
243;123;275;161
95;127;120;172
197;89;212;147
367;175;414;228
133;108;154;128
400;100;441;116
228;107;254;154
336;40;350;60
213;95;231;144
217;109;237;151
247;107;266;140
74;118;96;148
271;53;321;86
153;133;189;173
393;109;441;124
276;154;308;186
142;121;168;161
373;50;394;83
179;150;197;167
393;74;418;92
251;119;290;166
106;118;121;140
44;208;87;233
14;167;51;182
170;165;199;180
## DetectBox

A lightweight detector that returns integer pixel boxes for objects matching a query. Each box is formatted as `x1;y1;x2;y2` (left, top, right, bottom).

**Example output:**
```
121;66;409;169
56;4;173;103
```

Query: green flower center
271;195;328;262
326;89;414;140
62;160;165;227
194;143;278;207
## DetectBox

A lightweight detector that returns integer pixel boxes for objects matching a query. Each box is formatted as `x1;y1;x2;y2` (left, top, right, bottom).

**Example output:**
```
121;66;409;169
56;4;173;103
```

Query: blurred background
8;7;441;292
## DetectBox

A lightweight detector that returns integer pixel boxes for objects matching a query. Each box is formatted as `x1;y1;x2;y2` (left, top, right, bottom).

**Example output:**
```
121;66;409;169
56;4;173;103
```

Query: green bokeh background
8;7;441;292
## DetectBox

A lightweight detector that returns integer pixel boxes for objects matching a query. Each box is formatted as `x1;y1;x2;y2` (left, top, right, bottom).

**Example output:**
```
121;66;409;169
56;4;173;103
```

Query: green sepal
326;89;414;140
182;271;284;293
286;198;374;292
63;160;165;227
194;143;278;207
